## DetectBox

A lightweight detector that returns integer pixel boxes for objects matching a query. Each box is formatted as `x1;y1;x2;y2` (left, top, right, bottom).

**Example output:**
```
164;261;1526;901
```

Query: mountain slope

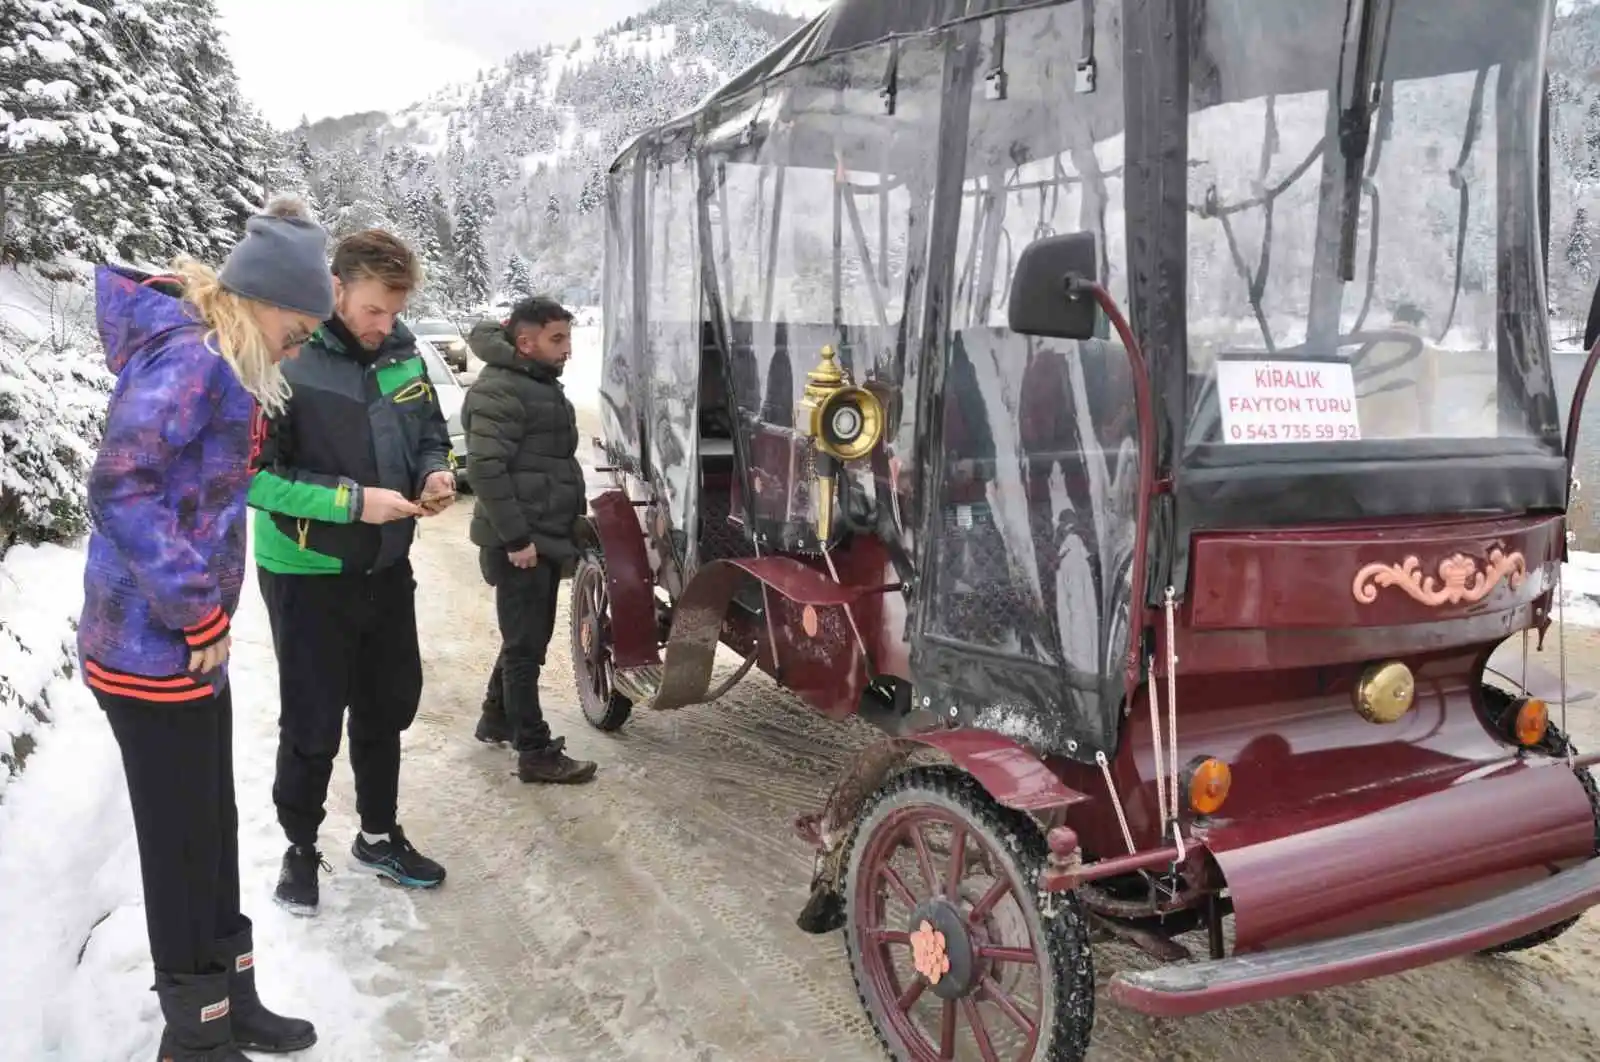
285;0;805;311
287;1;1600;326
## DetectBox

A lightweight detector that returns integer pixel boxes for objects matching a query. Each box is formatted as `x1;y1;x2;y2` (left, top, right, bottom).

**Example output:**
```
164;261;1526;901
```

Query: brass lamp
796;345;884;541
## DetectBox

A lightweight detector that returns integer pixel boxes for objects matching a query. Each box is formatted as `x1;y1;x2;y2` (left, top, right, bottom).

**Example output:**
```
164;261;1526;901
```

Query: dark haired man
464;296;597;784
248;228;455;914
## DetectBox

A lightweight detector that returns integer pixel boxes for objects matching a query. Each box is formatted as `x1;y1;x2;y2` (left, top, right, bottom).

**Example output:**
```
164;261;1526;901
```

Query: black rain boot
216;917;317;1054
153;970;249;1061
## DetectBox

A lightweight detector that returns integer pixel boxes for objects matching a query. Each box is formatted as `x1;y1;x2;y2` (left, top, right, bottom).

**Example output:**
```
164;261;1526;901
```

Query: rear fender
807;731;1091;860
584;490;659;669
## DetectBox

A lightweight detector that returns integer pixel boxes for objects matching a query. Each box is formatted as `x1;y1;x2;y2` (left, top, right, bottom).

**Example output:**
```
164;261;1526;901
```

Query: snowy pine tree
1;0;278;265
1570;208;1593;280
577;170;604;215
405;184;443;264
452;175;493;307
321;147;395;237
503;253;534;298
0;0;142;261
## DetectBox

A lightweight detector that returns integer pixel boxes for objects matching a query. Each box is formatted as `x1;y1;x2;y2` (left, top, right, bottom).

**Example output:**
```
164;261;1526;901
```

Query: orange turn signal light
1514;697;1549;748
1185;756;1232;816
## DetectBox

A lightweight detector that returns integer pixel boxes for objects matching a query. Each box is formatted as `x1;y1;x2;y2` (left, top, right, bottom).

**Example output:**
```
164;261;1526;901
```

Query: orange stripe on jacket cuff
183;605;223;634
183;608;230;648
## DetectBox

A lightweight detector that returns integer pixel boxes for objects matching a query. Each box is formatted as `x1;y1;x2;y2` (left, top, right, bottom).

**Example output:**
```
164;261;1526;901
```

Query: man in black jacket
248;229;456;914
464;296;597;784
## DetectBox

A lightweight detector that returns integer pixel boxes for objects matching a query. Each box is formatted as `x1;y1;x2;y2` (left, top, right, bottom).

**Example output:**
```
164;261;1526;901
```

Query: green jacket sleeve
464;377;532;551
246;406;364;523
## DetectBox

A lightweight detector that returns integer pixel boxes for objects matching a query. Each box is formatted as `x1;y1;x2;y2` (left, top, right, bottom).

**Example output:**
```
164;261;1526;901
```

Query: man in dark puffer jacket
464;296;598;783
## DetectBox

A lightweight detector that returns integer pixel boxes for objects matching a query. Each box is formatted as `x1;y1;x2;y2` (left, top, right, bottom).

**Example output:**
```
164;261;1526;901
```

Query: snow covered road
8;506;1600;1060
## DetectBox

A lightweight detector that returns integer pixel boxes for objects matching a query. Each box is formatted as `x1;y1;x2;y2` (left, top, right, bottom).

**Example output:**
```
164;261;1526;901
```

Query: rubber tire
1477;687;1600;956
842;766;1095;1062
570;553;633;732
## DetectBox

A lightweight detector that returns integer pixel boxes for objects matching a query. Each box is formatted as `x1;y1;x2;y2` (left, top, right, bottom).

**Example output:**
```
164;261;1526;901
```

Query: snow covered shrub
0;547;87;800
0;268;112;550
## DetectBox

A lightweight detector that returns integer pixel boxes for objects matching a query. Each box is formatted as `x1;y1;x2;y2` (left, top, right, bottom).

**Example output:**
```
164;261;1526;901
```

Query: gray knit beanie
217;196;335;320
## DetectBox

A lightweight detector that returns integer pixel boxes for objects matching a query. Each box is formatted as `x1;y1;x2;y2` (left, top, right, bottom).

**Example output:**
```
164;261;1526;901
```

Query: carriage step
614;648;760;711
613;665;662;706
1109;856;1600;1017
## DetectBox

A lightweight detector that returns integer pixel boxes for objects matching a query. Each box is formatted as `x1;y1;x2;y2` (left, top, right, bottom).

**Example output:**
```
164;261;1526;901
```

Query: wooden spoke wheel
569;553;633;732
843;767;1094;1062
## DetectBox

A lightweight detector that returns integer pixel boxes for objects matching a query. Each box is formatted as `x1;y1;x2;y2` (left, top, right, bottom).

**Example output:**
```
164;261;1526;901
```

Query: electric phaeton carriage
574;0;1600;1057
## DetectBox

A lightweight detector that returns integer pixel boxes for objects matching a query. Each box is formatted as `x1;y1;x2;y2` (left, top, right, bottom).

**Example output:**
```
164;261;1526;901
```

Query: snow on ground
0;260;92;343
1563;550;1600;627
0;544;451;1062
564;320;602;410
0;544;86;798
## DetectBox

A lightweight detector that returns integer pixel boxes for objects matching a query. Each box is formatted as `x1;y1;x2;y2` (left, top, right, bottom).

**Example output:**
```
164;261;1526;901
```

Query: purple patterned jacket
77;266;257;701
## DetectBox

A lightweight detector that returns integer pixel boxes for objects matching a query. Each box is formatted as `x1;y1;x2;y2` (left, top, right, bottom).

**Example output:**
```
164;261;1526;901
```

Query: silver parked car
411;316;469;372
414;336;470;492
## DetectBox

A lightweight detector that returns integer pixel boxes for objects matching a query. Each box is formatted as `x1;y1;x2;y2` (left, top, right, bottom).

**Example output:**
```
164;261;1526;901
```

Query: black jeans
259;562;423;846
99;686;243;975
480;547;560;751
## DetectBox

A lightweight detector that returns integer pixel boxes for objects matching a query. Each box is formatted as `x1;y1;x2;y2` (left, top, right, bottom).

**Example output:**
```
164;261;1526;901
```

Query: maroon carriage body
574;0;1600;1056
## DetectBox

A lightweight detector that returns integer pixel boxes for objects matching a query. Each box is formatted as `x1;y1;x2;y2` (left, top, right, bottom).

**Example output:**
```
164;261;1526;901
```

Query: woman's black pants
97;683;243;975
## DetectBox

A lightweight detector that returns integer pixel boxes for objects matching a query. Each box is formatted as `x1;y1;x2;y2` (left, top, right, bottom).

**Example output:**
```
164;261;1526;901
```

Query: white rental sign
1215;359;1362;444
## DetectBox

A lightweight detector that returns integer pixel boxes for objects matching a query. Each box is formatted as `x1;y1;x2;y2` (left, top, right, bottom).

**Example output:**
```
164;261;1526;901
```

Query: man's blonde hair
332;228;423;293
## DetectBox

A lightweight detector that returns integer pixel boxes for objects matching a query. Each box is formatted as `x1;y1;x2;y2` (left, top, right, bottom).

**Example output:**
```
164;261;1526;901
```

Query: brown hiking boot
516;737;598;784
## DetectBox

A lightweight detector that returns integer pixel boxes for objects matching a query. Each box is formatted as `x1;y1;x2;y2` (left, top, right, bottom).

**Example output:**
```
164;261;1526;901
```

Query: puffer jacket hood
467;319;518;369
467;319;561;383
94;264;203;376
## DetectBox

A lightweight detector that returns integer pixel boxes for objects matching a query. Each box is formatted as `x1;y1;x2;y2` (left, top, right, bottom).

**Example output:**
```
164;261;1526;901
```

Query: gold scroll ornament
1351;548;1527;607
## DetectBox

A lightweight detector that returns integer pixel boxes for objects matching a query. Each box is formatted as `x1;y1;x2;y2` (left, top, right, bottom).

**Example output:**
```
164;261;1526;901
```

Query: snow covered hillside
284;0;806;312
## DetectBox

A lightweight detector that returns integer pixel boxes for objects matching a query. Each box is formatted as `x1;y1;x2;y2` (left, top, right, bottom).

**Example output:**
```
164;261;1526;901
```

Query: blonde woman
78;197;332;1061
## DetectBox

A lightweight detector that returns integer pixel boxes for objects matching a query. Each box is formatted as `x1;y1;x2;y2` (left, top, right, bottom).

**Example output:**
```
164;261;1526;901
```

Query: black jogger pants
479;547;560;751
259;561;423;847
99;685;243;976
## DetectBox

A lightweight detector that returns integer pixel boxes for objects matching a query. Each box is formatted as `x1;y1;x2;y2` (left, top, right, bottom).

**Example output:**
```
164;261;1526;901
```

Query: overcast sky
215;0;823;128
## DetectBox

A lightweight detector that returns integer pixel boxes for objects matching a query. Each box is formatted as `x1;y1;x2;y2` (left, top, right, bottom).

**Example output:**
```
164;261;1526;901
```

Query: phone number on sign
1228;422;1360;443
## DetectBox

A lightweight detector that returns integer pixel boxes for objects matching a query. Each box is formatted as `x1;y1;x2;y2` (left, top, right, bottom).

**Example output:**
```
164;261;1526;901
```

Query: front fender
809;729;1090;853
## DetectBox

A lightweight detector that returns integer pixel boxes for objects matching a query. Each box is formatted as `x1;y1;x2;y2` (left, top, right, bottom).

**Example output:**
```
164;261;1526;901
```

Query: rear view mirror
1007;231;1101;340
